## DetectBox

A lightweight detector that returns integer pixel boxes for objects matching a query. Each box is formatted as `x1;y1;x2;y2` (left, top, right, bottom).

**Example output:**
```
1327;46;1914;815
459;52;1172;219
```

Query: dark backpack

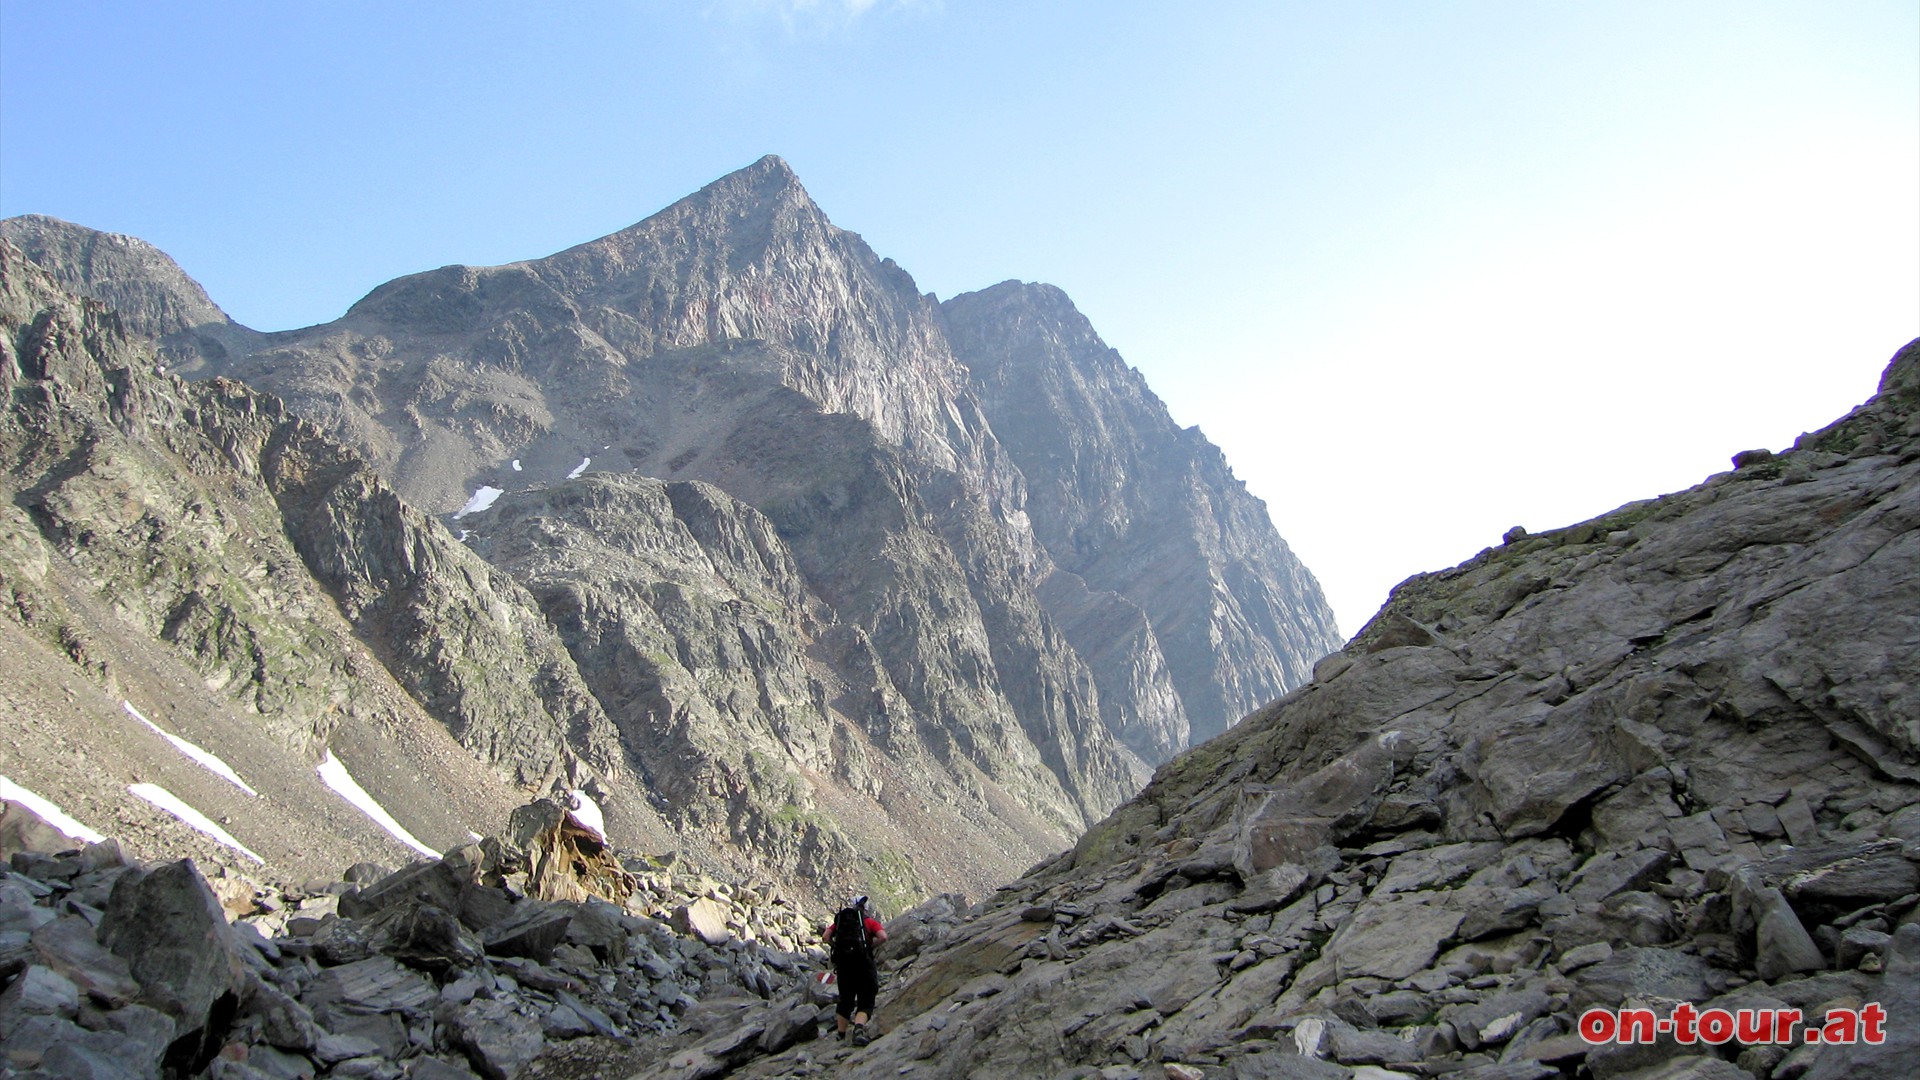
829;906;871;967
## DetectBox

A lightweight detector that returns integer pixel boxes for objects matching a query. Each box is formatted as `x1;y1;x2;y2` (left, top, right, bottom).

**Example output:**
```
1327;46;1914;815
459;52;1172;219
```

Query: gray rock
1778;840;1920;920
375;901;486;972
0;964;81;1036
482;905;573;962
1559;941;1612;971
304;954;437;1015
1445;990;1550;1050
758;1000;823;1054
316;1032;385;1064
1776;793;1821;848
1798;923;1920;1080
1319;898;1464;981
1616;1058;1757;1080
242;979;319;1051
1837;925;1892;968
1325;1025;1421;1065
1223;1049;1353;1080
35;1027;160;1080
27;910;140;1006
311;917;374;966
0;802;77;863
441;998;546;1080
672;897;732;947
1569;850;1673;906
97;1002;175;1066
96;859;246;1034
1571;947;1718;1012
1753;885;1825;979
242;1045;321;1080
408;1059;484;1080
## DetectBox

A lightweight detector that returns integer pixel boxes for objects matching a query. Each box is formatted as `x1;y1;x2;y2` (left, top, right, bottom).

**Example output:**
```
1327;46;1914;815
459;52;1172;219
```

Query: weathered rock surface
693;340;1920;1078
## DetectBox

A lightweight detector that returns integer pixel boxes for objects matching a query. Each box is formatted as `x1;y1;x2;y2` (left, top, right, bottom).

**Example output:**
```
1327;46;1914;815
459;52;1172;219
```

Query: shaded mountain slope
945;281;1340;752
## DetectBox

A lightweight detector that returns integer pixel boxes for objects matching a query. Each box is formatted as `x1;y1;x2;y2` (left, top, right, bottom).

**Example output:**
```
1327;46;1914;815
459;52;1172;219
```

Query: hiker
824;894;888;1044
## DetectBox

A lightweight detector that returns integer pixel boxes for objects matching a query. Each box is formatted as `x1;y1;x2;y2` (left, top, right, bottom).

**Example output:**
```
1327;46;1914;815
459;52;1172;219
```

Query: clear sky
4;1;1916;637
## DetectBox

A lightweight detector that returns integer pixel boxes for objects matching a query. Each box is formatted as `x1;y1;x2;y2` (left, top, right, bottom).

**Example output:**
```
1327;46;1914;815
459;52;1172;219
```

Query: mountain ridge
1;156;1343;909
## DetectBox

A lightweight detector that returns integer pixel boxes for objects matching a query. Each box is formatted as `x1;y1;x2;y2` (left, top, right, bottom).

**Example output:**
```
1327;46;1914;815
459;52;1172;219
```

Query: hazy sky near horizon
4;1;1916;637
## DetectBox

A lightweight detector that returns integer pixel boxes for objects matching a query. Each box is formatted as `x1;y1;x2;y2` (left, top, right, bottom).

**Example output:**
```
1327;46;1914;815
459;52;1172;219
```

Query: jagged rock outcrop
944;281;1341;752
705;340;1920;1079
1;157;1342;905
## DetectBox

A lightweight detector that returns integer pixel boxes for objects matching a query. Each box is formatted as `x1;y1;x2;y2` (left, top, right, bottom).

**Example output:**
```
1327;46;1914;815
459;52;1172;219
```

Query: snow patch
565;457;591;480
566;789;605;839
0;775;105;844
123;701;258;797
128;783;263;863
511;459;522;472
457;529;470;542
453;486;504;520
316;750;439;859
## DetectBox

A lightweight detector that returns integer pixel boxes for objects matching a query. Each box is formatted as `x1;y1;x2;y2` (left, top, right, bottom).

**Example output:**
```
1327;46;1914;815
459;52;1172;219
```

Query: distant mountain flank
0;156;1341;907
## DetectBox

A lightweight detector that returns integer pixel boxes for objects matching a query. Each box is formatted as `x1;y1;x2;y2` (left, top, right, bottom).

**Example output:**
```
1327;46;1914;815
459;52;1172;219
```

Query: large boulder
95;860;247;1064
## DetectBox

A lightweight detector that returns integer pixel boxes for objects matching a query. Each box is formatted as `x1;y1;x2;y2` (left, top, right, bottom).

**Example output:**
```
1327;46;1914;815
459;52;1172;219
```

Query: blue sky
4;1;1916;636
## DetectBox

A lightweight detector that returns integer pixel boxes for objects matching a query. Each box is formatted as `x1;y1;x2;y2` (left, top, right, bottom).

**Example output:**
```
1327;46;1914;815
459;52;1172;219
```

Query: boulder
1752;885;1825;980
440;998;546;1080
672;897;732;947
481;904;573;962
96;860;247;1041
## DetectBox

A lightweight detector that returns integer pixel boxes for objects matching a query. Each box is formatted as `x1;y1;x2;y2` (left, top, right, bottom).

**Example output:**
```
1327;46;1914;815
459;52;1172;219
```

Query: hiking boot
850;1023;871;1047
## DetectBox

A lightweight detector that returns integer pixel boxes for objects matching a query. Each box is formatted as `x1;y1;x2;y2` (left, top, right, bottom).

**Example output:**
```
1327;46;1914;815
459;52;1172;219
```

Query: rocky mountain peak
2;160;1344;915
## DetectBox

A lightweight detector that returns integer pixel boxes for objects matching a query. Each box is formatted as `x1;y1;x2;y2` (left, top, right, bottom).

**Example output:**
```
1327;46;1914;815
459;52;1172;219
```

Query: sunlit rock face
3;157;1340;907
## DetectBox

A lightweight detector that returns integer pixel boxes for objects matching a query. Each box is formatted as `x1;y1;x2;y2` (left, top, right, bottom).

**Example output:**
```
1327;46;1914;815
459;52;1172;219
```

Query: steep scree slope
711;339;1920;1080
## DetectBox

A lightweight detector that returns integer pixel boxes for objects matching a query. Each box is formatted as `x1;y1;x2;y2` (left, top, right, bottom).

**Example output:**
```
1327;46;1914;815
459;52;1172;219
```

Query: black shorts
835;962;878;1018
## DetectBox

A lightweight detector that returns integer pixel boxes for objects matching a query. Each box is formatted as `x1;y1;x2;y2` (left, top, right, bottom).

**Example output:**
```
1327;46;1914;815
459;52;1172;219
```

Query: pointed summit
646;152;820;232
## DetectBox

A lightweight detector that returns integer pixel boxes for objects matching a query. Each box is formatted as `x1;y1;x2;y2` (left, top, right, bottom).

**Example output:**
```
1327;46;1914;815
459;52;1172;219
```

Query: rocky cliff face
704;340;1920;1080
1;157;1342;907
944;281;1340;752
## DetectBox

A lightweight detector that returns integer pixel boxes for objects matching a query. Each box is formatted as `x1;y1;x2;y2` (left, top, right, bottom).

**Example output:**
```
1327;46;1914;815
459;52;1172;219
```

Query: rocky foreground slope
2;158;1341;906
665;341;1917;1080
